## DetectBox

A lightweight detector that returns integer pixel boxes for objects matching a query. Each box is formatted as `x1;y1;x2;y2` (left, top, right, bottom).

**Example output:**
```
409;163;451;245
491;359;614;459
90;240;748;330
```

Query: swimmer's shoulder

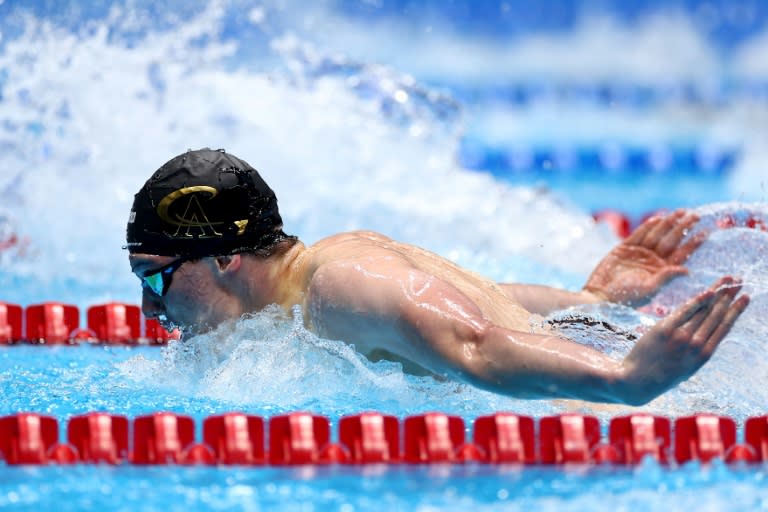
300;231;409;289
305;230;397;256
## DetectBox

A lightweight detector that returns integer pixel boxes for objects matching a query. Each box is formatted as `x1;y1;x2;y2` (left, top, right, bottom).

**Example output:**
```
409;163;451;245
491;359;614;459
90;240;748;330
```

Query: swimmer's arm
583;210;706;306
489;277;747;404
308;261;749;404
497;283;603;316
502;210;706;314
308;261;625;402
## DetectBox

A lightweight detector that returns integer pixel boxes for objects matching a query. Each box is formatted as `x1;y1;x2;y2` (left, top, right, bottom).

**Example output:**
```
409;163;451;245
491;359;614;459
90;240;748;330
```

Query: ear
214;254;241;274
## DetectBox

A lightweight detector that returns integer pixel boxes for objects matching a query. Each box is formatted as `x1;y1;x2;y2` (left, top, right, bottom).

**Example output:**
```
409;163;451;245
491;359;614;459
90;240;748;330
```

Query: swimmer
126;148;750;405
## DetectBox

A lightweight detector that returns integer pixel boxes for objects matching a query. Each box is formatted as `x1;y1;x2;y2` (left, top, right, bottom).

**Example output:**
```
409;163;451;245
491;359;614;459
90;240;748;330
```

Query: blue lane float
458;141;740;177
446;81;768;108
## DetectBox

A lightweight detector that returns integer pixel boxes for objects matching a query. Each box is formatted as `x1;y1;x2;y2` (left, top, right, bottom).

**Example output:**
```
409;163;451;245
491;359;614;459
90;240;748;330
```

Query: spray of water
0;1;766;418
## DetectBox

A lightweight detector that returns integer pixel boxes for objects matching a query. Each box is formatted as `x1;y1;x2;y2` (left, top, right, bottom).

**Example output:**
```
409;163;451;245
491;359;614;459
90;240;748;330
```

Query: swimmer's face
129;253;226;336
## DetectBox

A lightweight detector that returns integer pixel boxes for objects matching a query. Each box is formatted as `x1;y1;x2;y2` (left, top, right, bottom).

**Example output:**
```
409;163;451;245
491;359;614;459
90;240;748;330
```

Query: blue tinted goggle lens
141;259;186;297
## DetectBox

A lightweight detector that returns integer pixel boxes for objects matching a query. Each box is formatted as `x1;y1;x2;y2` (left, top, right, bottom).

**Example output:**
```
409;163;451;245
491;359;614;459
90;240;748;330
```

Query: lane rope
0;411;764;466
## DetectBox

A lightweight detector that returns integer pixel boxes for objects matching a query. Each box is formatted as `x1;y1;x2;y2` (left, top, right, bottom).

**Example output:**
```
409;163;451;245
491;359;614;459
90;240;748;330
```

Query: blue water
1;0;768;510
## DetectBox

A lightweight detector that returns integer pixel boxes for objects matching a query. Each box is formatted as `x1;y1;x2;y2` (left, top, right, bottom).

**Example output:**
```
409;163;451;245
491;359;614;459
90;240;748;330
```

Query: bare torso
289;231;546;372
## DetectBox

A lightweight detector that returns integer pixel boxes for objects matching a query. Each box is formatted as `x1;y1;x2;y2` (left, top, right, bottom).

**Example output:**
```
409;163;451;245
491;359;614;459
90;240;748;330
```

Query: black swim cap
126;148;293;258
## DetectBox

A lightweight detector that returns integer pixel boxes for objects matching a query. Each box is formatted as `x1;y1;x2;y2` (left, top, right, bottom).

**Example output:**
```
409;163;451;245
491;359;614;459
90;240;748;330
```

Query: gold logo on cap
233;219;249;235
157;186;223;238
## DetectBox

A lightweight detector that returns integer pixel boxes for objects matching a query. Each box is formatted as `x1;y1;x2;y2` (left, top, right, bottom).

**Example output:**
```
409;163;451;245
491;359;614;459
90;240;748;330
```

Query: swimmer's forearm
497;283;604;316
457;325;645;404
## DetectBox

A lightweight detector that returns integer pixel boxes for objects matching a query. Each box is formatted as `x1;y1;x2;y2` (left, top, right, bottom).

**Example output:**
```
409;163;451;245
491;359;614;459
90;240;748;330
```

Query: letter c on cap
157;186;218;227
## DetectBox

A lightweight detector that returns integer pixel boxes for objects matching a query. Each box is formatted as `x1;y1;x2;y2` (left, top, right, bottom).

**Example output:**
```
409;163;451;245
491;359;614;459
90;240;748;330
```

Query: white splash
0;1;767;418
0;1;614;306
116;305;563;417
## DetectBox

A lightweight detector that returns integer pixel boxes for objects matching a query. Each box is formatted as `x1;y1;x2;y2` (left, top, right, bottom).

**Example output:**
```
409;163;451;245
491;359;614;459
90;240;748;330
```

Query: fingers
625;214;665;245
659;276;734;330
665;276;750;358
690;277;742;341
655;212;701;257
668;231;707;266
664;284;715;328
636;210;686;246
703;294;750;354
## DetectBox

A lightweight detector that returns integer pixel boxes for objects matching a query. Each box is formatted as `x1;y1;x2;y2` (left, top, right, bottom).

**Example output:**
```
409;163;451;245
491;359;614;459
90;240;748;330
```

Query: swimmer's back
301;230;538;333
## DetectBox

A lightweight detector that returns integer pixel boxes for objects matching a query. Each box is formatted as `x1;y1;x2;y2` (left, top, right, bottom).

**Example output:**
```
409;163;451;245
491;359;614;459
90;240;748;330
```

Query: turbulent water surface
1;1;768;510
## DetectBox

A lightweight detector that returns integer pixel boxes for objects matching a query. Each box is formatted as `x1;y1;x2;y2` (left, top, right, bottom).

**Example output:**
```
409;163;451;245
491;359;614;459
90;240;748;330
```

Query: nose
141;288;165;319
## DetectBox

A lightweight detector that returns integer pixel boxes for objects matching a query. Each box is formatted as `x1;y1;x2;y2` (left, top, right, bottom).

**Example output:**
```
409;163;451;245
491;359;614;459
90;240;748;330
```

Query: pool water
1;0;768;510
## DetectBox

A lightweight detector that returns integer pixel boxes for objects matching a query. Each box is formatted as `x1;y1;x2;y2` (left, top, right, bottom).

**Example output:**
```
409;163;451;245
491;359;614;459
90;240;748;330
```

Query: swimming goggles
140;258;188;297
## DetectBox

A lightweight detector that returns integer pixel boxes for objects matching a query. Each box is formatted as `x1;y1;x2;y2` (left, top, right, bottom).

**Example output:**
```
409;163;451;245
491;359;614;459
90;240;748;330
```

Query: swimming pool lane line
0;411;764;467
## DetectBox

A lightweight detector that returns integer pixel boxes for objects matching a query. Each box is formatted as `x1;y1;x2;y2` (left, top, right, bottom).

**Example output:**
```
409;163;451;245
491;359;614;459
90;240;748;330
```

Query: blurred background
0;0;766;302
1;0;768;457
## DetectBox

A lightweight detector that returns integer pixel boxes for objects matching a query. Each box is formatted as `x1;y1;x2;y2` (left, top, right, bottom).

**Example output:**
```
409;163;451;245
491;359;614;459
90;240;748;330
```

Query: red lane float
0;302;22;344
539;413;604;464
68;412;129;464
269;412;344;465
0;413;75;464
145;318;181;344
0;302;177;345
403;413;467;463
339;412;400;464
609;414;671;465
131;412;198;465
672;414;757;464
26;302;79;344
592;210;632;239
204;413;266;465
744;415;768;462
87;303;141;344
5;411;767;467
470;413;536;464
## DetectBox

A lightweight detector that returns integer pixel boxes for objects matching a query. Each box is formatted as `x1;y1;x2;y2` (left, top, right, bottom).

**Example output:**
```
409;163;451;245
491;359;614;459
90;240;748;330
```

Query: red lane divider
0;413;75;464
539;413;604;464
609;414;671;465
269;412;344;465
339;412;400;464
403;412;473;463
4;411;768;467
744;415;768;462
26;302;79;344
592;210;633;239
0;302;22;344
68;412;129;464
87;303;141;344
145;318;180;345
204;413;266;465
132;412;200;465
0;302;179;346
673;414;753;464
473;412;536;464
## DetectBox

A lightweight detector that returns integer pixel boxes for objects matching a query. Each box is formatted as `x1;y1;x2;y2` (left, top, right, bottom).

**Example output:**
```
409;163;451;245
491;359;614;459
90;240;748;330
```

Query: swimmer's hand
583;210;705;307
619;276;749;404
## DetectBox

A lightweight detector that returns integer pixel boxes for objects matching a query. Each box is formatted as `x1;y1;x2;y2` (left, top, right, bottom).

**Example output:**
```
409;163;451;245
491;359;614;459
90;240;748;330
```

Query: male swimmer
126;148;749;405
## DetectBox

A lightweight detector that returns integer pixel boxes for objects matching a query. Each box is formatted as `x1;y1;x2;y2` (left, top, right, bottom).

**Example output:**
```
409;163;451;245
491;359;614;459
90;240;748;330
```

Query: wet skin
130;210;749;405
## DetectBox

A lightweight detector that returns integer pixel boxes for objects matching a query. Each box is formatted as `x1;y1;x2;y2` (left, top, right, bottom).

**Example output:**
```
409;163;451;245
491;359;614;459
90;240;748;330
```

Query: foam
0;1;766;419
115;305;565;418
0;1;612;304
